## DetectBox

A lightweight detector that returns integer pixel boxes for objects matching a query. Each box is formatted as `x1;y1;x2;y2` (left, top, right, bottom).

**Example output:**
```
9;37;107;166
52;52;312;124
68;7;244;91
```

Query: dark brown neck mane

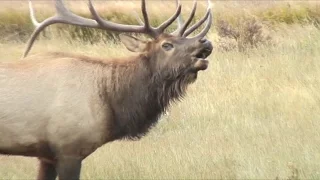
98;54;195;140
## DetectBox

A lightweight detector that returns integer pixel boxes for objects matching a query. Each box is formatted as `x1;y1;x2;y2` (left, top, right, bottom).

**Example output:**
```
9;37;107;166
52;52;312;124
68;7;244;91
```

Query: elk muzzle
192;39;213;71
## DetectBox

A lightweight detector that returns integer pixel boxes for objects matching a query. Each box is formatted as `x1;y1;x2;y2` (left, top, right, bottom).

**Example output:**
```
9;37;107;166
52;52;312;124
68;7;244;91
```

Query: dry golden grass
1;24;320;179
1;1;320;179
1;0;320;43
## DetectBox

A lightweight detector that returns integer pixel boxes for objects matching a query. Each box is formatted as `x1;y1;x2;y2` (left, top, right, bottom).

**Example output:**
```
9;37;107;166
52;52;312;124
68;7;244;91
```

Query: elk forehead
152;34;198;48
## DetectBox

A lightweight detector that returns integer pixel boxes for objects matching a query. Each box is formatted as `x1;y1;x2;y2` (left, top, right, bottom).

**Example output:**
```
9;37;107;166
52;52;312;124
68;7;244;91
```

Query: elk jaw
192;46;212;71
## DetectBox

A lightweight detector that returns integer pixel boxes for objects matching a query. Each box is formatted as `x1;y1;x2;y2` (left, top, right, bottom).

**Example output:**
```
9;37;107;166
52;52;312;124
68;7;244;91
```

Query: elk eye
162;43;174;51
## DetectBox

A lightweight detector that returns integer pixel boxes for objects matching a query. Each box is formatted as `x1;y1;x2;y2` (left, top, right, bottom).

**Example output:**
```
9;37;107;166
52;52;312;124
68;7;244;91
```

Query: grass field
1;1;320;179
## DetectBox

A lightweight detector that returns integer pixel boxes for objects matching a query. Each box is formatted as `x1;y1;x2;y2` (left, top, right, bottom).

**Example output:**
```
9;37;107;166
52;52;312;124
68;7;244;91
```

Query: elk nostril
199;38;207;44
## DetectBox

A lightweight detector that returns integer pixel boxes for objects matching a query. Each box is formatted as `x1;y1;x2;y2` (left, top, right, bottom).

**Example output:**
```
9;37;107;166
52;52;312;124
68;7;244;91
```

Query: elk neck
97;54;192;140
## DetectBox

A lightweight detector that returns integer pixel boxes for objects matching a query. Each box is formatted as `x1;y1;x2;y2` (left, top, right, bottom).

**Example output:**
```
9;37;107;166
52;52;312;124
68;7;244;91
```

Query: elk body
0;0;213;179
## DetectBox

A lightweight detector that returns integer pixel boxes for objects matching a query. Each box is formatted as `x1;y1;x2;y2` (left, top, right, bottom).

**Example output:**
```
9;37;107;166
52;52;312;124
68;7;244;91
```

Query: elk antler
28;0;40;27
175;0;184;30
88;0;181;38
172;0;212;38
171;0;197;37
23;0;182;58
24;0;100;58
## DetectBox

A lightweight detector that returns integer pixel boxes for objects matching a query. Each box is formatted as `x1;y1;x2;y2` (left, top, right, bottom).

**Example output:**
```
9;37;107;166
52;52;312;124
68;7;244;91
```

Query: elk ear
119;34;147;52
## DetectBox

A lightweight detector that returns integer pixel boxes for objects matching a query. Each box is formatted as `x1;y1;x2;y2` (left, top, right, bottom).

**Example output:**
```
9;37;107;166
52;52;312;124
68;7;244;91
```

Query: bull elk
0;0;213;179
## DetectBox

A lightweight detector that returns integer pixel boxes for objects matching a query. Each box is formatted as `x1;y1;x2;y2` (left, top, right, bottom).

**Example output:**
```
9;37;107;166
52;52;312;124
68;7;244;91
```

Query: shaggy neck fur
100;54;196;140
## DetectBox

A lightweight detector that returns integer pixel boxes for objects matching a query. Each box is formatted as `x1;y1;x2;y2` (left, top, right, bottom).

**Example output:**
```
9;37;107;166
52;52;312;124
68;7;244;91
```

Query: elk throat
104;61;196;140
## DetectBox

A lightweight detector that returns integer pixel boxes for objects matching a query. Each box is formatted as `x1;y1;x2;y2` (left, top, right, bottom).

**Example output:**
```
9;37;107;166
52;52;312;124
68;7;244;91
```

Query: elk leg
56;156;82;180
37;160;57;180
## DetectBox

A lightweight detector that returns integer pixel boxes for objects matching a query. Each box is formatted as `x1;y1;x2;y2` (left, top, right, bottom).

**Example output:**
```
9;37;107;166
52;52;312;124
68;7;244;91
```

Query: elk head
24;0;213;82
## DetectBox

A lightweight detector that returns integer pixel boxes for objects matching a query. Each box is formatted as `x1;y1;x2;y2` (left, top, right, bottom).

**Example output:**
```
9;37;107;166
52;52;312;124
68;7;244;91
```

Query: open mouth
195;48;212;59
191;48;212;72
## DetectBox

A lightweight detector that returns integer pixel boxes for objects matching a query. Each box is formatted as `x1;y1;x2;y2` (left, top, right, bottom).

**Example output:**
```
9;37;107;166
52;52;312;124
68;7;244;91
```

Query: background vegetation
0;0;320;179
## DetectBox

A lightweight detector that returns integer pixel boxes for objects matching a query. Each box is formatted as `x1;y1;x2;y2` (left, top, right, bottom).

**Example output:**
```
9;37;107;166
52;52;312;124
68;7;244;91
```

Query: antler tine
23;17;57;58
141;0;150;30
28;0;49;37
132;2;182;34
171;0;184;35
129;0;145;26
175;0;184;29
189;0;212;39
177;0;197;36
88;0;146;34
192;12;212;39
23;0;99;58
28;0;40;27
133;11;144;26
183;7;210;37
24;0;44;58
54;0;98;27
156;4;182;33
183;0;212;38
